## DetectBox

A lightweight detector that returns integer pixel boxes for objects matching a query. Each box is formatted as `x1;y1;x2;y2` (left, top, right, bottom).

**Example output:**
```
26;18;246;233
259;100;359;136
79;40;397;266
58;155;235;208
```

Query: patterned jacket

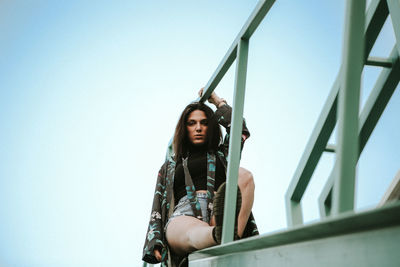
142;104;259;266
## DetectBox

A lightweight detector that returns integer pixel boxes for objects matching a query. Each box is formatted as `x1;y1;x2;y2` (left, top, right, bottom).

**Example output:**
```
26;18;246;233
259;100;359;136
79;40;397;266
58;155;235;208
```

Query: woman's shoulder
158;157;176;172
159;160;169;171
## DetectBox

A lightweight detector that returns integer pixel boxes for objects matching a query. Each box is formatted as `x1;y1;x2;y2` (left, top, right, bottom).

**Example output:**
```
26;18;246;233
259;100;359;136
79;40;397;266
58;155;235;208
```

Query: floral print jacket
142;104;259;266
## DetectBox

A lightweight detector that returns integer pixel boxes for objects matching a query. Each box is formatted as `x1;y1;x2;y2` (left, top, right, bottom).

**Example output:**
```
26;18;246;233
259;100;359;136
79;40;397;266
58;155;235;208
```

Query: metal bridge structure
145;0;400;266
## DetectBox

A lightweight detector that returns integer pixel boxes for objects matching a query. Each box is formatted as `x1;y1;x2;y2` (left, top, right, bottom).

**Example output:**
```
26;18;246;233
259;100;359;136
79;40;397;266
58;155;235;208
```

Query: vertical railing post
285;199;304;226
333;0;365;215
221;38;249;244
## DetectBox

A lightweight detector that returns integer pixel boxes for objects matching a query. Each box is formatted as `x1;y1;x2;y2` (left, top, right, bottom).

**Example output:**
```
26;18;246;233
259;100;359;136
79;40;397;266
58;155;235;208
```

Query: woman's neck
187;143;207;154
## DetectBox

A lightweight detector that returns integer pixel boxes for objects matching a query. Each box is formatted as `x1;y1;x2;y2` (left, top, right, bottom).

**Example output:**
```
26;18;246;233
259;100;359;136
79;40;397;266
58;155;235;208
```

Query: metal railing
285;0;400;226
198;0;276;243
200;0;400;235
143;0;400;265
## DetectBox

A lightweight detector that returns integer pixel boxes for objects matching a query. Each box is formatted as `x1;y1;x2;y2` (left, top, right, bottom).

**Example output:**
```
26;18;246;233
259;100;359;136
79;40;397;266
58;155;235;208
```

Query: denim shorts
164;192;210;231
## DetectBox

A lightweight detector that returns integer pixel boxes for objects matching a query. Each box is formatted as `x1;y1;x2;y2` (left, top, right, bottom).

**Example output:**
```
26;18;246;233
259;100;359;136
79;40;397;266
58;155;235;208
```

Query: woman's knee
166;216;209;253
166;217;192;249
238;167;255;191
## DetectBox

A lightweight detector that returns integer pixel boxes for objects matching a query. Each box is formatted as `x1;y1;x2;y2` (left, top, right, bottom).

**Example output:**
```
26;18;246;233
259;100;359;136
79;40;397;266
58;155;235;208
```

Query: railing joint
324;144;336;153
365;57;393;67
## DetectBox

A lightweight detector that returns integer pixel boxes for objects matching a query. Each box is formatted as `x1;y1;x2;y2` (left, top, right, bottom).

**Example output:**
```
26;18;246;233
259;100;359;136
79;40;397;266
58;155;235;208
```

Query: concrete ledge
190;201;400;263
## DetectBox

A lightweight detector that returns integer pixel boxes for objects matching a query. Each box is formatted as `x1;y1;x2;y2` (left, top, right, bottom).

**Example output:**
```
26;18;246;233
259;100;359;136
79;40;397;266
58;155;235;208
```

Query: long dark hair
173;102;222;161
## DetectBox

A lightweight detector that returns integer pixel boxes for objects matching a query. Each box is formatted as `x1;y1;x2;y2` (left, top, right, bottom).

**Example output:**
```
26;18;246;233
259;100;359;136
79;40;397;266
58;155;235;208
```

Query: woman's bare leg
237;167;255;237
166;215;216;256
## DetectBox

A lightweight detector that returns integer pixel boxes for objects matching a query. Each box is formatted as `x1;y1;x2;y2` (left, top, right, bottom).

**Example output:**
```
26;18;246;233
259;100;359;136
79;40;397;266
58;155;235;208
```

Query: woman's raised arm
198;88;250;157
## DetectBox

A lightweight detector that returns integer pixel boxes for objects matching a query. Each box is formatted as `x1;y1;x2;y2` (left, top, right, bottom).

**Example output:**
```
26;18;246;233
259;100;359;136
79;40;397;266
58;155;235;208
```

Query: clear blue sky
0;1;399;266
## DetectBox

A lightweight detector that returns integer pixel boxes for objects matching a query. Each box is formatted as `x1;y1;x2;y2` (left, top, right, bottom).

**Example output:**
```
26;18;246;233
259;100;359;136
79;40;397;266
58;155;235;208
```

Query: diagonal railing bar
359;48;400;152
285;72;341;226
318;166;335;217
365;0;389;60
387;0;400;55
286;73;341;202
319;46;400;217
197;0;275;103
285;0;392;226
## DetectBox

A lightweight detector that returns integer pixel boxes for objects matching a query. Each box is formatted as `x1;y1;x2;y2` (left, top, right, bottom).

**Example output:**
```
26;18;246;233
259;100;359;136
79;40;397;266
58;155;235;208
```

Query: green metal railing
198;0;276;243
285;0;400;226
199;0;400;236
143;0;400;265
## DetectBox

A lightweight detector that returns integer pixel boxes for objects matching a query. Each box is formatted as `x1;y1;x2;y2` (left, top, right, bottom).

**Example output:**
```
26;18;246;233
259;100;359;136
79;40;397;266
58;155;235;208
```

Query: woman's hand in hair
198;88;226;108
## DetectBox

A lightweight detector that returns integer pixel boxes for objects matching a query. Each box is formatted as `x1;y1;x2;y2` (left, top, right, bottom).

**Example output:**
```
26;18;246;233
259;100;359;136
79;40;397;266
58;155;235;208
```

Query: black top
174;145;226;203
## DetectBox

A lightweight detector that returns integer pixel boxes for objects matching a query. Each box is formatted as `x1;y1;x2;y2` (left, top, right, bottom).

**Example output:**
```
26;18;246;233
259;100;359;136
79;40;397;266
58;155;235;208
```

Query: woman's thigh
166;215;209;255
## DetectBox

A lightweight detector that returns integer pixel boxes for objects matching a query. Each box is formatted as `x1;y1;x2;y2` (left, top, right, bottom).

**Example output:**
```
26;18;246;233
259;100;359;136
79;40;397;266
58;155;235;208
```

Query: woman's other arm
198;88;250;156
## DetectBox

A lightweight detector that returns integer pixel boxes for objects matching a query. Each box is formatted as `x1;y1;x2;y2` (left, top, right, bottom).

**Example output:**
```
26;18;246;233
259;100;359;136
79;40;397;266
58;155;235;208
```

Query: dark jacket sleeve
214;104;250;157
142;163;168;264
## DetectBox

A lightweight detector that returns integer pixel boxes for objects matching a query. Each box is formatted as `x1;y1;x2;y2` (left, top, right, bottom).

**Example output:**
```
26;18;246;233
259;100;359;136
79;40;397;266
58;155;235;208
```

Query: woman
142;90;258;266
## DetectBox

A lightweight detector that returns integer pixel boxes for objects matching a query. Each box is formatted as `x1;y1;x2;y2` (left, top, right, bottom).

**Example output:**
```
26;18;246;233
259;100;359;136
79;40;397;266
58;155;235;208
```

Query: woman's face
186;109;208;145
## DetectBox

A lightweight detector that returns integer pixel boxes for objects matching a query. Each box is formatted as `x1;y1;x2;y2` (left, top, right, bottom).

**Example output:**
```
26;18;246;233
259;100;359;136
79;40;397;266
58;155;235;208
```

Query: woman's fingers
154;249;162;261
210;91;217;100
198;88;204;97
199;87;221;106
